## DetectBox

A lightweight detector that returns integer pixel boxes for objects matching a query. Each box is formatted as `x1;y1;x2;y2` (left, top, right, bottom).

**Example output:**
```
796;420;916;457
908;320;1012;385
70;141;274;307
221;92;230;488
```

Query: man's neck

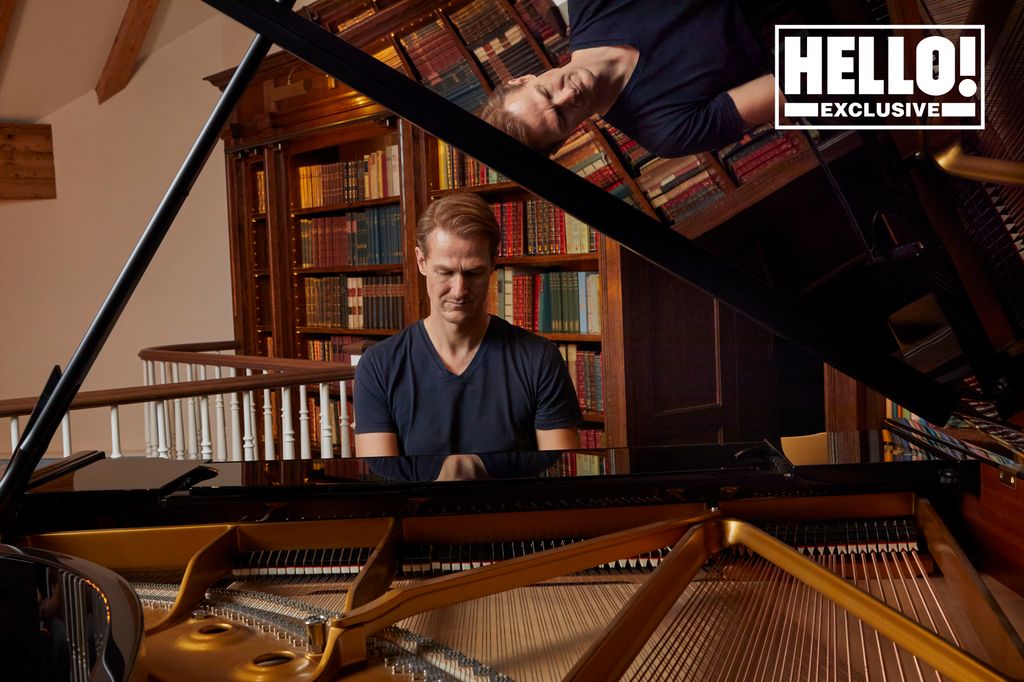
422;313;491;374
570;45;639;115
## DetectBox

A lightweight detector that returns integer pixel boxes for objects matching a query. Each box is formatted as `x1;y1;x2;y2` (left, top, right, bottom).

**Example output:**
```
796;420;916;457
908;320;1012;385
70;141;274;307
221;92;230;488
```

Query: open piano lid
197;0;1024;429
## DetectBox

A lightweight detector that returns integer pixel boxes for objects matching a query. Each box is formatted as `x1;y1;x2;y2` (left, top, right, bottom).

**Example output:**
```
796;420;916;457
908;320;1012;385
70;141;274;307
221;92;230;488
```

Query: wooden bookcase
210;0;853;451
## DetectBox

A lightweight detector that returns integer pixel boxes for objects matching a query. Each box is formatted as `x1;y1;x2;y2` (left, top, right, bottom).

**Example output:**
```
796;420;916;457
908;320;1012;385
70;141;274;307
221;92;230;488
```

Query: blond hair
417;192;500;263
479;82;564;156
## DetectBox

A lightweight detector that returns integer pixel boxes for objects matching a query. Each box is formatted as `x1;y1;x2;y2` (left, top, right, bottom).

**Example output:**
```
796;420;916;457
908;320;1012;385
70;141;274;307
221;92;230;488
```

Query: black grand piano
1;0;1023;680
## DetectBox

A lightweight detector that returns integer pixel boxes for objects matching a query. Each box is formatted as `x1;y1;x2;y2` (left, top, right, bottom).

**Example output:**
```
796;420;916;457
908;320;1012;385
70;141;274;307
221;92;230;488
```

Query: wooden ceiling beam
95;0;161;104
0;1;16;66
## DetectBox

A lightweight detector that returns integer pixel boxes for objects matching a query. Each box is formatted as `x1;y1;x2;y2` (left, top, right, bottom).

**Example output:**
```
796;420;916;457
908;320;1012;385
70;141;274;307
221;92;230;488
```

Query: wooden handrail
138;341;350;371
140;341;239;353
0;366;355;419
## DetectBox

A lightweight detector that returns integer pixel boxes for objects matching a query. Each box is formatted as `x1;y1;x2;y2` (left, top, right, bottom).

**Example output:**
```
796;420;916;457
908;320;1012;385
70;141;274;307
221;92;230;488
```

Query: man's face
503;66;598;150
416;228;494;328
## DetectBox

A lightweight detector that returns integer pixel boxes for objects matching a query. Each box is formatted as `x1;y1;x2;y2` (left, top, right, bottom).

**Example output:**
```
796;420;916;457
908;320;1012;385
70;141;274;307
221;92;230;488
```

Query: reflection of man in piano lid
353;193;581;479
479;0;777;157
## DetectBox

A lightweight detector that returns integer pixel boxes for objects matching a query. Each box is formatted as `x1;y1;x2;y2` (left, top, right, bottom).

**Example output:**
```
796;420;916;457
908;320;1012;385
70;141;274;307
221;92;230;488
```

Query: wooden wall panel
0;123;56;200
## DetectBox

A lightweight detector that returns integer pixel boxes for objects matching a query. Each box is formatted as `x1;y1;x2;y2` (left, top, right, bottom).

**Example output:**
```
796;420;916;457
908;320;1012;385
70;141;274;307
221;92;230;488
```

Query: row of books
490;200;596;257
541;450;608;477
716;125;803;186
400;19;487;112
557;343;604;413
598;121;653;174
512;0;570;65
578;429;606;449
307;335;364;365
524;199;596;255
450;0;546;86
296;144;400;208
489;269;601;334
304;275;404;330
635;153;727;223
297;205;403;268
437;140;508;189
554;128;632;202
253;169;267;213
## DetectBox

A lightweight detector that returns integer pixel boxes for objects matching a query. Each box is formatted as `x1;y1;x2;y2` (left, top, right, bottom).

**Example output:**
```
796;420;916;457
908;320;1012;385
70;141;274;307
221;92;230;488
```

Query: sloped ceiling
0;0;217;122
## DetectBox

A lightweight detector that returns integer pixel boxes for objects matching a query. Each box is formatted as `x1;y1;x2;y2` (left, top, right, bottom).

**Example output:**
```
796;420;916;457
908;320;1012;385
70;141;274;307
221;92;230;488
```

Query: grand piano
1;0;1023;680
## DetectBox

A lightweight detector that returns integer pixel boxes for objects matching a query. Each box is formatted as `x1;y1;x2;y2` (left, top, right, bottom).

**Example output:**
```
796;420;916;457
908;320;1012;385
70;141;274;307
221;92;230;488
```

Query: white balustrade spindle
299;384;311;460
242;370;255;461
143;361;153;456
319;382;332;459
281;386;295;461
171;364;185;459
247;368;257;460
229;367;243;462
159;363;172;458
61;413;72;457
214;365;227;462
263;372;275;461
109;406;122;458
198;366;213;461
338;379;351;459
156;392;170;459
9;416;19;453
184;365;198;459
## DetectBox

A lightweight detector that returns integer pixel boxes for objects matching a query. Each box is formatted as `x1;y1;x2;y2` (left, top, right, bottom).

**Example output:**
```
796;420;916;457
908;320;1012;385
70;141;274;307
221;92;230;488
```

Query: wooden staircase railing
1;342;360;462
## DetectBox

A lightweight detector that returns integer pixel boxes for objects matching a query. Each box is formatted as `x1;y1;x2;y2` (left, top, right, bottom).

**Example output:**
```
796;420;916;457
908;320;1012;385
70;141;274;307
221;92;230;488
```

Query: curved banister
0;366;355;419
140;341;240;353
139;342;348;371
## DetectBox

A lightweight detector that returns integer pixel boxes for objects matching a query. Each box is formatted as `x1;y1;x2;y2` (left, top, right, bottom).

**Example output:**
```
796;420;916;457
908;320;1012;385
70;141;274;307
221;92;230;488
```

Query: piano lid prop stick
0;0;296;537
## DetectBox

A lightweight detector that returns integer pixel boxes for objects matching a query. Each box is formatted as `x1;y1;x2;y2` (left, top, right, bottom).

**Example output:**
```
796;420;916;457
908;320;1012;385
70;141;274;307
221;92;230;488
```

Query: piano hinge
998;469;1017;489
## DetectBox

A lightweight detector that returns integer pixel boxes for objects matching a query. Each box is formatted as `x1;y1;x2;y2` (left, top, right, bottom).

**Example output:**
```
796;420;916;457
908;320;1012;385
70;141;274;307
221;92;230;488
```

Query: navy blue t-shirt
569;0;769;156
354;316;581;456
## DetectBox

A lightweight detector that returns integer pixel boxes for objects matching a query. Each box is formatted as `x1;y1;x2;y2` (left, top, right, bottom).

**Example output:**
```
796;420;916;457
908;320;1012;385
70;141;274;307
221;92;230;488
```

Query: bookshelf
211;0;846;451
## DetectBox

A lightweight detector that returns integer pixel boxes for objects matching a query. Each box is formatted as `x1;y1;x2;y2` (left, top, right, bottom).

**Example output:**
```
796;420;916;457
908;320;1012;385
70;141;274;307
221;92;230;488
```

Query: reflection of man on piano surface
479;0;777;157
354;193;581;477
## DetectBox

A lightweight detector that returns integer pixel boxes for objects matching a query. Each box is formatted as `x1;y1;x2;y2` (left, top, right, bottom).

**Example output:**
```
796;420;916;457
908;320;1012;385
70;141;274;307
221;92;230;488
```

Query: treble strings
624;522;963;682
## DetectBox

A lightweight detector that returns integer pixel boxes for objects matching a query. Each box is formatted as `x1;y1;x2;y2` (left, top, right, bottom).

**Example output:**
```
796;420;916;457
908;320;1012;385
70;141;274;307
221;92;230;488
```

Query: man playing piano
479;0;776;157
353;193;581;477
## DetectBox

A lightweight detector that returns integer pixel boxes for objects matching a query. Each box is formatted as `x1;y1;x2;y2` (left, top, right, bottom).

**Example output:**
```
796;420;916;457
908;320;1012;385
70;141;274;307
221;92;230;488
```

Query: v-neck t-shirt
354;316;581;456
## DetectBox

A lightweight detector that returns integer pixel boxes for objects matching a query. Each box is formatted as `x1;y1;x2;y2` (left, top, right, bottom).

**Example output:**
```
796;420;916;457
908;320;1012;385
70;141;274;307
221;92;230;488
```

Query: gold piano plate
19;492;1024;681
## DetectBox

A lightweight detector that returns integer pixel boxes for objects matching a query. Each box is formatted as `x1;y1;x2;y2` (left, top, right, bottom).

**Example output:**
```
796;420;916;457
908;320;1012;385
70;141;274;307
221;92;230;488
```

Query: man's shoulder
490;316;558;358
361;322;422;363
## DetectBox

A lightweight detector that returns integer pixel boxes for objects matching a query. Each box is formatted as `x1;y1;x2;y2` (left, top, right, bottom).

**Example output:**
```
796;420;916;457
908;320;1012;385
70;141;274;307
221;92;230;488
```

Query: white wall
0;16;257;456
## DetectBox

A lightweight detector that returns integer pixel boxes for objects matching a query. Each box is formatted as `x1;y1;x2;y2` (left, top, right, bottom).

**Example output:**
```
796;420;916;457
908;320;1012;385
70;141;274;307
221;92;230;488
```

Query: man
354;193;581;465
479;0;776;157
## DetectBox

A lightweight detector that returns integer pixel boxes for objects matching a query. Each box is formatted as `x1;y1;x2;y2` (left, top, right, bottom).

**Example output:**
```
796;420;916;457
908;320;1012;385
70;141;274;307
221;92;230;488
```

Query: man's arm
727;74;778;129
536;427;580;451
354;432;400;457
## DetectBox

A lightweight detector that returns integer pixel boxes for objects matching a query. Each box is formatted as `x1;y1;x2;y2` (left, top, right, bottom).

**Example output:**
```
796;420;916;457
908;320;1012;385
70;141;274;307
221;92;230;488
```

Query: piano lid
200;0;1024;428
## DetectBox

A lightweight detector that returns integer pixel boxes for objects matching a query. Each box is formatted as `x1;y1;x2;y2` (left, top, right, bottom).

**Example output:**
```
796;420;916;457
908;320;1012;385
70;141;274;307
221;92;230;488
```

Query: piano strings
113;517;980;681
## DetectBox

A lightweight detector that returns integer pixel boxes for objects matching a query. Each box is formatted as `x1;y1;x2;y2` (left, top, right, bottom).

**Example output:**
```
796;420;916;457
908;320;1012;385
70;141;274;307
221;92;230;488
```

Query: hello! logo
775;25;984;130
